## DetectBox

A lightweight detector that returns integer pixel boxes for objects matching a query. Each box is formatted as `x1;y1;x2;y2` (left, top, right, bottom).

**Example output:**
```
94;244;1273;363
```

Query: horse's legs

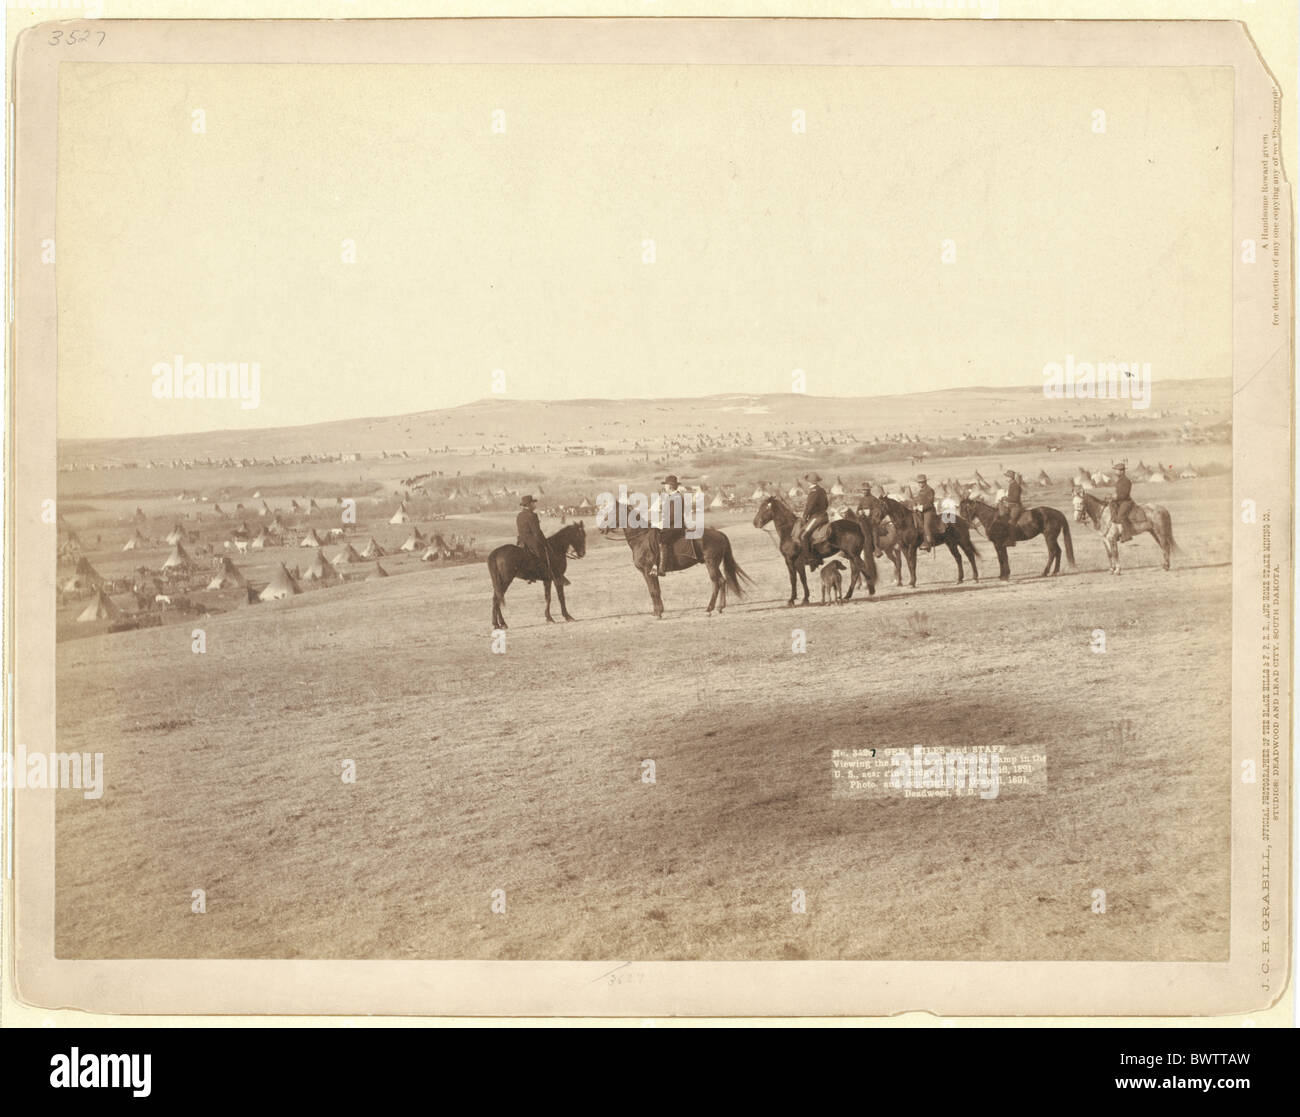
543;579;555;622
555;579;574;621
705;557;722;614
997;543;1010;581
889;545;903;586
785;557;798;606
642;568;664;616
945;538;963;583
905;543;918;588
798;565;810;603
1042;527;1060;576
963;537;979;582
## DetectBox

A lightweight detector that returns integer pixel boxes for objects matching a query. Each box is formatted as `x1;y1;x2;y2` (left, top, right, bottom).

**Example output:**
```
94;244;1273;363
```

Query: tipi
162;543;192;570
206;556;248;590
259;564;300;601
76;589;120;623
303;547;337;583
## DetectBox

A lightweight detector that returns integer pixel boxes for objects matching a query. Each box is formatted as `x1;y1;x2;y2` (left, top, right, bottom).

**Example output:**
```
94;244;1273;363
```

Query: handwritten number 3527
48;30;107;46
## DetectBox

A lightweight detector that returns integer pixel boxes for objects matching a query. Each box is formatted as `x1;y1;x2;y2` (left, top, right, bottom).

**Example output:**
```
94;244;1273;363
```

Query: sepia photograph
6;14;1292;1021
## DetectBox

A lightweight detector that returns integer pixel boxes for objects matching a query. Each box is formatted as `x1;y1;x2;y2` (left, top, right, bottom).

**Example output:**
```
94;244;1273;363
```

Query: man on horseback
516;494;554;581
914;474;938;551
797;473;830;566
649;475;687;577
1002;469;1024;531
1110;462;1134;542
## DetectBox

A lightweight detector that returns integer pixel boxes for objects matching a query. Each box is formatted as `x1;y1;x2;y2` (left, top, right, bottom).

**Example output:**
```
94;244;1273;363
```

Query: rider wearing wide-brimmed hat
650;474;688;576
1002;469;1024;530
1110;463;1134;541
914;473;938;551
798;472;830;565
516;494;553;580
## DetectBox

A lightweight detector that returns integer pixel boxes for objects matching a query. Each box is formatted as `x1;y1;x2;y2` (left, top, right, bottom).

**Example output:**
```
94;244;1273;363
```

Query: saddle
658;536;703;573
809;522;833;549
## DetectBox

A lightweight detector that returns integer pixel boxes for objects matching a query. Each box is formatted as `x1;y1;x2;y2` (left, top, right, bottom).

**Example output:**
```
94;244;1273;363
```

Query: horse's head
1070;486;1087;522
568;520;587;557
752;497;775;529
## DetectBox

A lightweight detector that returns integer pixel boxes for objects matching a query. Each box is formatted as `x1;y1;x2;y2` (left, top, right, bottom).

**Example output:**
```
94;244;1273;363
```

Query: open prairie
52;386;1232;961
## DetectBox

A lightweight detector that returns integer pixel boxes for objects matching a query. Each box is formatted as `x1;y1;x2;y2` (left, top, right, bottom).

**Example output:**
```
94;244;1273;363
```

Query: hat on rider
1114;463;1126;472
805;472;823;484
915;474;927;483
663;475;679;486
520;494;537;506
1004;470;1016;479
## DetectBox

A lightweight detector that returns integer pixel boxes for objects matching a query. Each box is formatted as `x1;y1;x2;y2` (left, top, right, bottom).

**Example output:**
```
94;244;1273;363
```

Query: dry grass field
53;412;1232;960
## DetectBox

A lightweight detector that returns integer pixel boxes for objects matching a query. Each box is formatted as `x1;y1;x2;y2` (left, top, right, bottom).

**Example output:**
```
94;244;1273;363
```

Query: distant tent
420;546;441;562
830;478;845;496
259;500;273;517
212;503;226;516
74;557;103;586
122;531;147;551
300;529;324;547
206;556;247;590
709;493;725;509
1037;470;1052;486
303;547;337;583
577;497;595;513
290;500;302;512
399;530;426;552
162;543;192;570
259;564;300;601
367;562;389;580
76;589;120;623
333;543;363;565
250;528;274;550
309;499;322;513
360;537;386;559
750;485;768;501
164;524;186;545
389;503;411;524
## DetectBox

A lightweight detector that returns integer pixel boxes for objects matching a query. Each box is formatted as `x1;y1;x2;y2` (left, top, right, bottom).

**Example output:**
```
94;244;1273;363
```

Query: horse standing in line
1071;487;1177;574
602;502;751;618
487;521;586;628
751;495;876;605
959;494;1075;580
857;492;980;587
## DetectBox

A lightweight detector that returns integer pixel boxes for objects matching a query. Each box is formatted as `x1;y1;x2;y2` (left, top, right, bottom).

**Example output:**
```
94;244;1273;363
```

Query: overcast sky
57;62;1231;438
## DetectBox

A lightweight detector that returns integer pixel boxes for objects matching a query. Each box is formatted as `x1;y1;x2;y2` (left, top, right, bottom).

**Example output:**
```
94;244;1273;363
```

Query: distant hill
59;379;1231;466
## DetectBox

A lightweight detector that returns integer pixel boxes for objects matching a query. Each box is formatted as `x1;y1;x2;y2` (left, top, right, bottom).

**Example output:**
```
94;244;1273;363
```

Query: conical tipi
76;589;120;622
303;547;337;583
206;556;248;590
259;564;300;601
162;542;192;570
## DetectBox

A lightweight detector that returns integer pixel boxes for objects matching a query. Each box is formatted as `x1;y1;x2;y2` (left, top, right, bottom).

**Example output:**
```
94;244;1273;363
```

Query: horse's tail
721;537;754;599
1160;508;1178;553
1061;512;1076;567
488;550;508;607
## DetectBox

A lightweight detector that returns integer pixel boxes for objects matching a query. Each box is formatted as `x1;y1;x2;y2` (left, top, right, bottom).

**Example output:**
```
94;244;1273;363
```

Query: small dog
820;559;846;605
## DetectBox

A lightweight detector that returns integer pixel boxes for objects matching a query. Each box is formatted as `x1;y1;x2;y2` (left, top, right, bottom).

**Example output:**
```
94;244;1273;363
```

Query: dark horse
858;492;979;587
488;521;586;629
751;495;876;605
601;503;751;617
959;494;1074;580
